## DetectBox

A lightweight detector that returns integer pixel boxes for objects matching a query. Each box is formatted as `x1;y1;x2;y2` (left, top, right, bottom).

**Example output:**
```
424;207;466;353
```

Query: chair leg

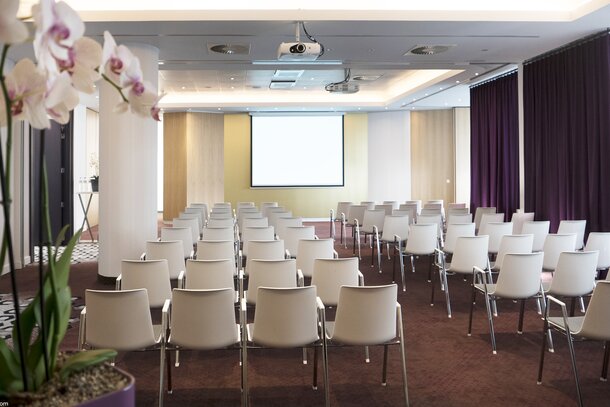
468;284;476;336
565;331;584;407
430;266;436;306
313;346;318;390
357;229;362;260
427;255;433;283
242;343;248;407
365;346;370;363
377;238;382;273
159;344;166;407
303;347;308;364
579;296;586;314
537;317;549;384
442;269;451;318
484;294;497;354
410;255;415;274
397;313;410;407
371;238;375;268
601;341;609;381
322;340;330;407
570;298;577;317
517;299;525;334
381;344;389;386
175;349;180;367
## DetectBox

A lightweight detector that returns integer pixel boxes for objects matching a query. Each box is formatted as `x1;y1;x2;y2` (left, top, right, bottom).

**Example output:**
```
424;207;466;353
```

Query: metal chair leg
484;293;497;354
313;346;318;390
517;299;525;334
537;317;549;385
443;269;451;318
601;341;609;381
381;344;389;386
159;342;166;407
397;310;410;407
565;331;584;407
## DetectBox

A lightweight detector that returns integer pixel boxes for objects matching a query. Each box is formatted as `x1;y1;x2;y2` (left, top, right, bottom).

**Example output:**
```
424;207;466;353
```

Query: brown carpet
2;221;609;406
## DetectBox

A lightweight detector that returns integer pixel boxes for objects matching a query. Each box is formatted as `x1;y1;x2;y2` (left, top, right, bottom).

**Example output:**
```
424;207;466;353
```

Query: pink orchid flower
0;0;28;44
102;31;136;83
0;59;48;129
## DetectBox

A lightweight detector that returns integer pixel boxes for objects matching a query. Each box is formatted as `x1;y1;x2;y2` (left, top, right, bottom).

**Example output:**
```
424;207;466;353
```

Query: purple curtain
470;72;519;221
523;32;610;233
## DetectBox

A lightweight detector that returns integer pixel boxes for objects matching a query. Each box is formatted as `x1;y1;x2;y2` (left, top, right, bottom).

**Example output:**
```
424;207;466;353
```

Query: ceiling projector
277;42;322;61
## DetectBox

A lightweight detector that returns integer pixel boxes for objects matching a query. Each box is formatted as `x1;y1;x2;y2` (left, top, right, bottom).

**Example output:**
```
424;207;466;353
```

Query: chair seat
247;323;320;348
474;283;497;295
547;316;584;335
447;262;476;275
361;227;378;234
169;325;240;350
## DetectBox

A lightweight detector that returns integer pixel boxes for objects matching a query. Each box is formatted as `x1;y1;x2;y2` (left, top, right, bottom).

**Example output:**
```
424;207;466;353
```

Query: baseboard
2;256;31;275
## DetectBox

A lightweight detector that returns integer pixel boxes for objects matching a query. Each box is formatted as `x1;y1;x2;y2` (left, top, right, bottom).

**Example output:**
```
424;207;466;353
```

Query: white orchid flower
0;59;48;129
101;31;136;82
57;37;102;94
0;0;29;44
45;71;79;124
32;0;85;75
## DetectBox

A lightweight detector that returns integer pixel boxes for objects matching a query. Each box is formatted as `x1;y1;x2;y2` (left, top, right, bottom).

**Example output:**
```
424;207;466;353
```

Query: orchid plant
0;0;163;397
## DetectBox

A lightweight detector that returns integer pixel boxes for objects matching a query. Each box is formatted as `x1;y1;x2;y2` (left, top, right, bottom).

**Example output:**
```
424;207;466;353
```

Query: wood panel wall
163;112;187;221
186;113;224;206
410;110;455;204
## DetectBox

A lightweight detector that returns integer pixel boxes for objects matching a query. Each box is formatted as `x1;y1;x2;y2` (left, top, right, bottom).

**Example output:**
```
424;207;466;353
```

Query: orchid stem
100;73;129;103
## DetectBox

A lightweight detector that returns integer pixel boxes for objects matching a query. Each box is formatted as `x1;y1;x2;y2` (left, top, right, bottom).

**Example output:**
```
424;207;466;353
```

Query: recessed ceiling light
158;61;164;65
475;73;480;76
181;86;186;90
456;80;460;83
357;107;361;110
231;86;234;89
439;87;443;90
230;77;235;80
246;107;249;110
384;107;388;110
303;86;307;89
217;107;221;110
208;44;250;55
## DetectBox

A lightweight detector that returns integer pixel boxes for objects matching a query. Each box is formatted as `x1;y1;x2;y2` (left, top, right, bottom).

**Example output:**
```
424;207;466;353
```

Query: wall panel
163;112;187;220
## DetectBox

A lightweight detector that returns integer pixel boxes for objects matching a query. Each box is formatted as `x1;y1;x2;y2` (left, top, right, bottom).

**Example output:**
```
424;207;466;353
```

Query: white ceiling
9;1;610;112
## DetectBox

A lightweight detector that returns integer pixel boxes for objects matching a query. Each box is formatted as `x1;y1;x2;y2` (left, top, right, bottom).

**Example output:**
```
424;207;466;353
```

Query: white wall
454;107;471;206
367;111;411;202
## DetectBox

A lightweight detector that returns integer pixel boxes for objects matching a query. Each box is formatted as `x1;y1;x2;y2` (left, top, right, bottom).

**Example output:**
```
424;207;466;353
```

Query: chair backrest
447;203;467;210
405;224;438;255
374;204;394;216
443;223;476;254
263;205;285;218
398;203;418;224
404;200;422;214
237;210;263;230
494;252;543;298
557;220;587;250
449;236;490;274
242;226;275;255
382;201;400;210
242;216;269;229
420;208;442;217
160;227;193;258
510;212;535;234
245;240;286;273
169;288;239;349
283;226;316;256
252;286;319;347
237;201;255;209
276;217;304;239
190;203;209;222
446;208;470;224
120;259;172;307
360;201;376;210
180;210;203;231
201;226;234;242
391;210;410;218
196;239;235;263
521;220;550;252
213;202;232;210
85;289;157;350
380;215;410;242
268;210;293;228
347;204;368;225
493;234;534;271
578;281;610;339
361;209;386;232
173;217;200;242
185;259;235;289
296;239;335;278
209;210;233;220
311;257;360;306
484;222;514;254
335;201;353;219
547;251;599;297
206;217;234;228
332;285;397;345
247;259;298;304
478;213;505;235
448;212;472;225
145;240;185;279
542;233;578;271
584;232;610;270
416;214;442;239
473;206;496;230
260;201;279;214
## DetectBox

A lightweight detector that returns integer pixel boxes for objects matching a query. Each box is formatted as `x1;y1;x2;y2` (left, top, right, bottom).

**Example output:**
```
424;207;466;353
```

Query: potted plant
89;155;99;192
0;0;163;404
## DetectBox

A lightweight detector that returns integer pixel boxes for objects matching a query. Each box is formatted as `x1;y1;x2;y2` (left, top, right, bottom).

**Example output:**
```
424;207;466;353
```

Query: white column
98;44;159;278
517;64;525;211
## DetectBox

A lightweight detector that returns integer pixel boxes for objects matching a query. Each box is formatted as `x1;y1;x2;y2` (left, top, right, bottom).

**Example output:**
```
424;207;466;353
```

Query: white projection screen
250;114;344;187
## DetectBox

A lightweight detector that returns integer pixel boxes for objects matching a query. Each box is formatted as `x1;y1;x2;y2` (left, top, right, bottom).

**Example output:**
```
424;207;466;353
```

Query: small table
77;192;98;242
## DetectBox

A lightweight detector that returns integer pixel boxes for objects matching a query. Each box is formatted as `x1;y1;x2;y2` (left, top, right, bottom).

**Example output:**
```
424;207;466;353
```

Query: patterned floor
33;242;99;264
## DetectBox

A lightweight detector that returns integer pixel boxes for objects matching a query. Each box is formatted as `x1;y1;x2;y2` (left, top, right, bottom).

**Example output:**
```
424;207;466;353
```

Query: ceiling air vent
269;81;296;90
208;43;251;55
405;45;454;56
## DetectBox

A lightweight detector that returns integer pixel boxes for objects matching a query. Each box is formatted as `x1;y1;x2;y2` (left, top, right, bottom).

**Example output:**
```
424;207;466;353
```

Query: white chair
160;288;242;405
243;286;328;405
473;206;496;231
276;217;304;240
538;281;610;407
241;226;275;256
416;213;443;247
443;223;475;255
542;251;598;325
375;204;394;216
242;216;269;229
346;204;369;253
296;239;337;279
268;210;293;229
201;226;234;242
447;203;467;210
361;201;376;209
542;234;578;272
261;202;281;218
283;226;316;258
79;288;167;406
117;259;172;308
206;217;234;228
243;258;303;305
237;210;263;231
189;203;209;223
584;232;610;272
382;200;400;210
330;201;352;243
326;285;409;406
397;223;438;292
243;239;286;275
311;258;363;306
179;259;236;291
478;213;505;236
356;209;386;261
511;212;535;234
522;220;550;252
238;201;255;209
434;235;490;318
144;240;185;280
557;220;587;250
491;234;534;272
398;203;418;225
468;252;544;354
405;200;422;215
179;211;203;233
484;222;514;256
160;227;194;259
447;209;471;225
196;239;236;261
373;215;410;275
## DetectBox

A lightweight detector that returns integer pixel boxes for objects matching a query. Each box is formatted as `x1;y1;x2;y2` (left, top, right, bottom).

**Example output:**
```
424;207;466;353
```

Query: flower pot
78;366;135;407
91;178;99;192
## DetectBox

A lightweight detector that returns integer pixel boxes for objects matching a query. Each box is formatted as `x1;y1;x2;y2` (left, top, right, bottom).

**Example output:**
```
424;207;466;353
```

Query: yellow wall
224;113;368;218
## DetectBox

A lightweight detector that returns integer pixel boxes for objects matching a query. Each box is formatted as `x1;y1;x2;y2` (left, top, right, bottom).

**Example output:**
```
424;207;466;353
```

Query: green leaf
0;339;21;393
59;349;117;381
54;229;81;288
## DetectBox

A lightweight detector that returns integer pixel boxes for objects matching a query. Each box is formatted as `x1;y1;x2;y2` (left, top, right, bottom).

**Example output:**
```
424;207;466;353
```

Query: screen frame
249;114;345;188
